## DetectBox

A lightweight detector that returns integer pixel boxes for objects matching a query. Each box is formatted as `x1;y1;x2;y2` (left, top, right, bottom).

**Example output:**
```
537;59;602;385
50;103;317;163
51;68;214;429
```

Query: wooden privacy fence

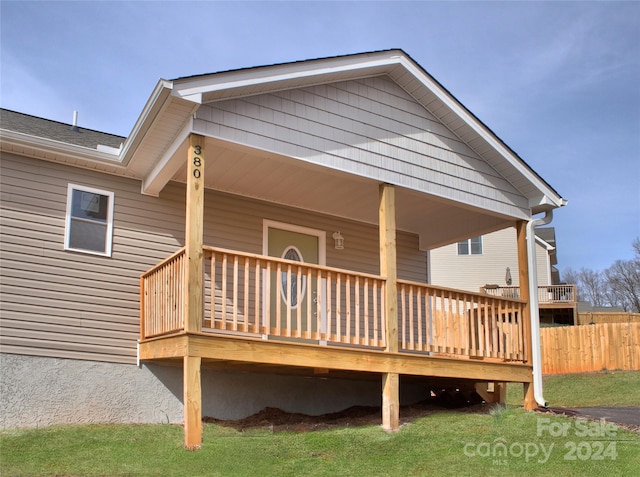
576;312;640;325
541;323;640;374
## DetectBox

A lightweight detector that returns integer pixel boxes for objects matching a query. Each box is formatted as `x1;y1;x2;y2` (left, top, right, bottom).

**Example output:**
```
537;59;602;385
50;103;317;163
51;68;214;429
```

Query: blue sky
1;1;638;273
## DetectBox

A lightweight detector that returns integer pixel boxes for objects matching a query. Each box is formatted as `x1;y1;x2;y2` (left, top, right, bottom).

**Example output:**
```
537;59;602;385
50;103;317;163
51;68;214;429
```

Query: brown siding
1;153;425;364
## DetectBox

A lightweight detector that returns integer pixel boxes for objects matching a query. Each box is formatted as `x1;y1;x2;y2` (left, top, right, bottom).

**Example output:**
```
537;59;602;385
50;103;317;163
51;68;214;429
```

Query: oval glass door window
281;246;306;308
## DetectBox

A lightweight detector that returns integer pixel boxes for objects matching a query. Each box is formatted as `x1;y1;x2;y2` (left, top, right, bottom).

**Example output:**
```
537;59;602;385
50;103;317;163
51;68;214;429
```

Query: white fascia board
141;117;194;196
396;55;566;210
172;53;402;101
119;79;174;167
535;235;555;251
529;194;569;210
0;129;128;166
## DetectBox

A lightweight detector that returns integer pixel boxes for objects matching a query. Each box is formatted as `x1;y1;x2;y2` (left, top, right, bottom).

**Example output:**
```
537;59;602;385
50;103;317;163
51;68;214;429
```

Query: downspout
527;210;553;407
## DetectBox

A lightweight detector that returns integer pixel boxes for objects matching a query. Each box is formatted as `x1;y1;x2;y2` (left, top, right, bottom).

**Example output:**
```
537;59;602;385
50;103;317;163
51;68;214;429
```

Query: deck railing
140;248;527;362
481;285;576;305
203;246;387;347
140;248;186;339
399;281;526;361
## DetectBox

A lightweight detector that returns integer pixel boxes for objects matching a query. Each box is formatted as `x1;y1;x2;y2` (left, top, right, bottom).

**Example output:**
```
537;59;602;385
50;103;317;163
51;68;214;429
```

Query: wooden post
184;355;202;450
516;220;536;410
380;183;398;353
184;134;205;333
382;372;399;431
183;134;205;448
379;183;399;431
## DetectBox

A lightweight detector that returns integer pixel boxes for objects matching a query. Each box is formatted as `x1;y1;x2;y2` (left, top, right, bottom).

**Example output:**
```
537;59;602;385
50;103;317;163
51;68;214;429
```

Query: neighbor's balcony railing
141;247;528;363
481;285;577;305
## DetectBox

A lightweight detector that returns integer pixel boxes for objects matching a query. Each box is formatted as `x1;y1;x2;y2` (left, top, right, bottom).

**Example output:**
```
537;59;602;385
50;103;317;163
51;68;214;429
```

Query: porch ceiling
168;136;515;249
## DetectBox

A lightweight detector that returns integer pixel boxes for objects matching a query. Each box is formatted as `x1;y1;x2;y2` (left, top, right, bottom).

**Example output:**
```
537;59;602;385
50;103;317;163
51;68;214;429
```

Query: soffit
167;137;514;250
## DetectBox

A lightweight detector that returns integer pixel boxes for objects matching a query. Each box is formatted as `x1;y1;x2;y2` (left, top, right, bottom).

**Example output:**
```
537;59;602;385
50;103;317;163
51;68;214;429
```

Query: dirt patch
204;393;488;432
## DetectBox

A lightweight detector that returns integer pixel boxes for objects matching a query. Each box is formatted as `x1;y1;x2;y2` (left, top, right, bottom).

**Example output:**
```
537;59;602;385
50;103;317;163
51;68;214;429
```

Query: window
64;184;114;256
457;236;482;255
280;246;307;308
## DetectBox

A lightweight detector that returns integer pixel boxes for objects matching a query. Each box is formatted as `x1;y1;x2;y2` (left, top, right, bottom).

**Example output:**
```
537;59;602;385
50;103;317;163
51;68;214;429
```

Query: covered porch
137;134;539;449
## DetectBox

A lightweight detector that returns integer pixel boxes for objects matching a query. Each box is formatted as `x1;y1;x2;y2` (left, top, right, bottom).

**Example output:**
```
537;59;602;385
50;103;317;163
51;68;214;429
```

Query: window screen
65;184;114;256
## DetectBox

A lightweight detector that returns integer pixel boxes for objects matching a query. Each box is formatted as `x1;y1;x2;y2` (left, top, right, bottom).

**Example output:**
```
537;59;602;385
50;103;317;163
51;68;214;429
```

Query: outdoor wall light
333;231;344;250
505;267;513;285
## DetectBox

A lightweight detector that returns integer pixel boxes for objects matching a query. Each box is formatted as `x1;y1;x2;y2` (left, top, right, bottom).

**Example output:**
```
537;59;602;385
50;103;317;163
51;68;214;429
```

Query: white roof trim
119;79;173;166
171;54;400;101
0;128;127;166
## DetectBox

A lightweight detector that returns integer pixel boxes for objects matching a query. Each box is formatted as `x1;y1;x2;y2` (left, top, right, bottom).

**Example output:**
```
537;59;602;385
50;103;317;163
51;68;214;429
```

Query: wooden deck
481;284;576;306
139;246;534;446
481;284;577;324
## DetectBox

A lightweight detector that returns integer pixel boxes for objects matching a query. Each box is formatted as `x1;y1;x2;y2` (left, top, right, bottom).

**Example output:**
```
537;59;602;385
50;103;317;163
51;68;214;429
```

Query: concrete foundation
0;353;430;429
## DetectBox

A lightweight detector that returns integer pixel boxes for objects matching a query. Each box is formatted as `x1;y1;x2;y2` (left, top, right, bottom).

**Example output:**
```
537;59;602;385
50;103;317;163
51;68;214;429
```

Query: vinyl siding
195;76;530;219
1;153;425;364
428;227;551;292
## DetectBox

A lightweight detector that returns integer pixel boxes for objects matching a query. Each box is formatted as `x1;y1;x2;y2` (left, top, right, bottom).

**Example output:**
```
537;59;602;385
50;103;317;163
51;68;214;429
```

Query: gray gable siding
195;76;530;218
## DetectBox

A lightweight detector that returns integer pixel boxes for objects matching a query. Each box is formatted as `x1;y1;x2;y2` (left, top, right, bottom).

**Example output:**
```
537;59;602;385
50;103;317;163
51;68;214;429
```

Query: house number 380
192;145;202;179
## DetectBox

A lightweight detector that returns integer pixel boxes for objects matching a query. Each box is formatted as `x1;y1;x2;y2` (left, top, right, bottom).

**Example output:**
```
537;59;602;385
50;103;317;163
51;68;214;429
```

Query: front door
263;221;325;341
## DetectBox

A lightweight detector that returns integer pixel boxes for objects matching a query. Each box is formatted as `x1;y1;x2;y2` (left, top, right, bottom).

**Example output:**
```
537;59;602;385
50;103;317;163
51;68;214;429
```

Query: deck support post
516;220;536;410
184;133;205;334
382;372;400;431
184;355;202;450
379;183;399;430
183;134;205;448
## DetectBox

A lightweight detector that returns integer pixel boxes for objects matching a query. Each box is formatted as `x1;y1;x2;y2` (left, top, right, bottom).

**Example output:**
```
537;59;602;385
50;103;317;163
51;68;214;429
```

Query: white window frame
64;183;114;257
457;236;483;256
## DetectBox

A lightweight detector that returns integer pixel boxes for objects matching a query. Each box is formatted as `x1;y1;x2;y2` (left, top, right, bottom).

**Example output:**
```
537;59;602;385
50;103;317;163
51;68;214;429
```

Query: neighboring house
0;49;566;448
429;227;576;324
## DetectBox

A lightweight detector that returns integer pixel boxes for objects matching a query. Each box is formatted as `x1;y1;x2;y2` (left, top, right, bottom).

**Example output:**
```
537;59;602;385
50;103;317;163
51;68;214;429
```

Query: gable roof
174;49;562;201
123;49;565;213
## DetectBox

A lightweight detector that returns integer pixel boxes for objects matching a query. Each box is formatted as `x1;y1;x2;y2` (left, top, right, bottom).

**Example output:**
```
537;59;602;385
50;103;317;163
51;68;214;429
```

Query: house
429;227;577;324
0;49;567;448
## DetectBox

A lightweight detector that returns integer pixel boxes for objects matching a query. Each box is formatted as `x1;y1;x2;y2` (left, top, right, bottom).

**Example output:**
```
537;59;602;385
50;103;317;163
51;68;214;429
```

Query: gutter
527;210;553;407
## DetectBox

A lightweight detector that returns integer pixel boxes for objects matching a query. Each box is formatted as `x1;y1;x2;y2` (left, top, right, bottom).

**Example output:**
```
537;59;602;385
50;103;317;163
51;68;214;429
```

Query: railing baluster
354;276;360;345
295;265;302;338
336;273;342;342
253;258;260;334
275;262;282;336
233;255;239;331
345;275;351;343
364;278;370;346
221;254;228;327
265;261;271;335
316;269;322;341
210;252;215;328
416;287;423;351
243;257;249;332
327;271;333;342
372;280;378;346
305;267;312;339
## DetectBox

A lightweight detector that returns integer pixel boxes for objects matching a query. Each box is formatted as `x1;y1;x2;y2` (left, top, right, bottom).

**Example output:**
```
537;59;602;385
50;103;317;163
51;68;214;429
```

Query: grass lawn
2;371;639;477
506;369;640;407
